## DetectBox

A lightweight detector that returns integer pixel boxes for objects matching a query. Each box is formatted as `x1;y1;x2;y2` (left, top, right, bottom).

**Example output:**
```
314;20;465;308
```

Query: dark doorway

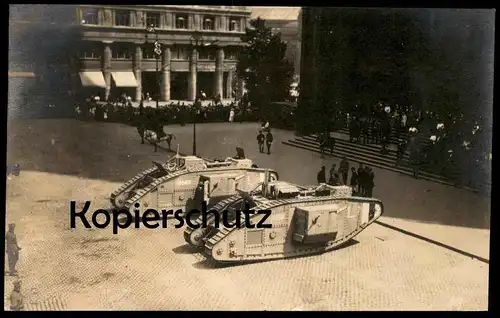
197;72;215;99
141;71;161;101
171;72;188;100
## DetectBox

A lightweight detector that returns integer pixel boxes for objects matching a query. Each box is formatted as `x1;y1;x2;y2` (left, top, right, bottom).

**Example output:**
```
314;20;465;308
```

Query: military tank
109;150;279;213
188;171;383;264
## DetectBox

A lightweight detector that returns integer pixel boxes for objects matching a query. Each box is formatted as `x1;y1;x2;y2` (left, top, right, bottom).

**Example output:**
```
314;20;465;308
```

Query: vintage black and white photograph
6;5;493;311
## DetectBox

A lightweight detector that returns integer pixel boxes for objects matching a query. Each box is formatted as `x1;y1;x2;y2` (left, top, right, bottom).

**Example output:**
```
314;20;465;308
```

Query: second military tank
109;149;279;214
185;171;384;264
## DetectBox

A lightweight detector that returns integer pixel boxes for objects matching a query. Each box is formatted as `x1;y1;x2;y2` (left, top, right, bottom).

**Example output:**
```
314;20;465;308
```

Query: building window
112;45;131;59
81;8;99;25
228;18;240;32
175;14;188;29
198;48;215;60
173;47;188;60
79;48;101;59
146;12;160;28
143;44;160;60
115;10;130;26
226;49;238;60
202;16;215;30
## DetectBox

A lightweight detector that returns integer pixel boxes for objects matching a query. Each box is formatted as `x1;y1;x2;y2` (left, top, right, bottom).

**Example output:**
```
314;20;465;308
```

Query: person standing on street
339;157;349;185
317;166;326;184
365;167;375;197
400;112;408;137
329;164;340;186
6;223;21;276
265;130;274;155
396;138;408;166
229;108;235;123
317;132;326;158
349;167;358;194
10;280;24;311
357;164;365;196
408;128;421;178
257;130;265;153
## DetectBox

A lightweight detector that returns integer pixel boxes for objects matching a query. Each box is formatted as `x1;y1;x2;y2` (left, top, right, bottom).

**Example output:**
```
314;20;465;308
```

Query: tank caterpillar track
184;195;243;247
110;166;159;208
122;169;188;210
203;196;383;264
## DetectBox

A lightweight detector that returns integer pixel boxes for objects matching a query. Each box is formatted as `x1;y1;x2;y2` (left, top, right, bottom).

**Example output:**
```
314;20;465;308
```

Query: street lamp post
145;24;162;109
189;32;218;156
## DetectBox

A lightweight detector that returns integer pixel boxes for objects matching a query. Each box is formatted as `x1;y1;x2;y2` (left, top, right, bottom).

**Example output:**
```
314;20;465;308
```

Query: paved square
5;120;489;310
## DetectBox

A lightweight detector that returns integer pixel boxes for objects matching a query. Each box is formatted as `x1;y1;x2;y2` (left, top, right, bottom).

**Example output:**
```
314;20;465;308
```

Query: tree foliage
237;18;295;115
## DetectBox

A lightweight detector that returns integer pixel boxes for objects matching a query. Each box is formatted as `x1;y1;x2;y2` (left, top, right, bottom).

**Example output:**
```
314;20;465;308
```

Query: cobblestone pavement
5;120;489;310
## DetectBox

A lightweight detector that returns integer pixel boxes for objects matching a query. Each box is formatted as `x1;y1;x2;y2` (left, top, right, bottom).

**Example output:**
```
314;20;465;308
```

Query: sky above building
250;6;301;21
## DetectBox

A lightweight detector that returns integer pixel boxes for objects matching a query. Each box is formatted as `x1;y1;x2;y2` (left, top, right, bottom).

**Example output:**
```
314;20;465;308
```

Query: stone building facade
74;5;251;102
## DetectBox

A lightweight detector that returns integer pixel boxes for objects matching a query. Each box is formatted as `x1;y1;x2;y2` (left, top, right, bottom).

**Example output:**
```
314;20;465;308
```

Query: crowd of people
317;157;376;197
319;101;491;190
74;95;252;126
74;94;490;190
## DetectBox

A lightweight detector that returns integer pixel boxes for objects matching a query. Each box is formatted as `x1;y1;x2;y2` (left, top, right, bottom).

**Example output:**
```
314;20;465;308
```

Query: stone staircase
282;128;489;193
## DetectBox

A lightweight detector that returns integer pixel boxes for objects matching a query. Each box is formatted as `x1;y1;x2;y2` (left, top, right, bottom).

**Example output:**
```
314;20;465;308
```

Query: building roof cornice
80;5;251;16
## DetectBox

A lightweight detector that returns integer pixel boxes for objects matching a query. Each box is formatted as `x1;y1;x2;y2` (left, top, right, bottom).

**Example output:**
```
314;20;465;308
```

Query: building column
226;70;233;99
133;44;142;102
161;46;171;101
188;48;197;101
102;42;112;101
239;78;246;99
214;47;224;98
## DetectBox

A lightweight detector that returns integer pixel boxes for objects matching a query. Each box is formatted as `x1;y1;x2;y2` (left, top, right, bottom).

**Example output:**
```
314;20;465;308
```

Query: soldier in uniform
6;223;22;276
265;130;274;155
257;130;265;153
10;280;24;311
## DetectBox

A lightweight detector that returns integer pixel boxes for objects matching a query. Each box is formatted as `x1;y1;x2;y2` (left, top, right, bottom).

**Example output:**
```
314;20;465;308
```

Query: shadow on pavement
172;244;202;255
7;119;176;184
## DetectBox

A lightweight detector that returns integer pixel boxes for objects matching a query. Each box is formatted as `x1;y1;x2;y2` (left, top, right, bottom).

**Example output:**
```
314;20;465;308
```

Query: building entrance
171;72;188;101
197;72;215;99
141;71;161;101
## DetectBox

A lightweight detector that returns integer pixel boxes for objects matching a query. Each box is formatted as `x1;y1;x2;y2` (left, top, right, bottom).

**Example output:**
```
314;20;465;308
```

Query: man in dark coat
361;118;370;144
265;130;274;155
329;164;340;186
317;166;326;184
408;132;422;178
396;138;408;166
357;164;365;196
365;167;375;197
317;133;326;158
339;157;350;185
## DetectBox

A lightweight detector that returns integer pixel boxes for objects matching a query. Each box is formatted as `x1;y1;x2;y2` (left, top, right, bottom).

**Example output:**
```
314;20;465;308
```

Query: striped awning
8;72;36;77
79;71;106;87
111;72;138;87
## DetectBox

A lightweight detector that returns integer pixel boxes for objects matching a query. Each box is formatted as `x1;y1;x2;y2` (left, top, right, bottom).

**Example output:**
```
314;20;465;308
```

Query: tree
237;18;295;117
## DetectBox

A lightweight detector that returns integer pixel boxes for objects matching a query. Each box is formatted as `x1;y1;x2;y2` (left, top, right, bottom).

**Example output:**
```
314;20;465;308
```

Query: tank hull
203;196;383;264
